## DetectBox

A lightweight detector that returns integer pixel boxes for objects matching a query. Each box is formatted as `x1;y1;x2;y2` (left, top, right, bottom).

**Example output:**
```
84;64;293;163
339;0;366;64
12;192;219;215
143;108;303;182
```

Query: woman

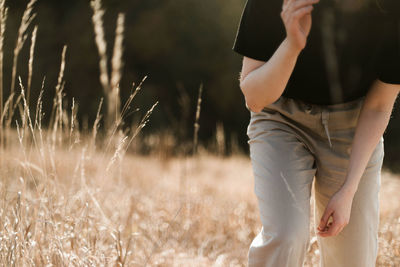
232;0;400;266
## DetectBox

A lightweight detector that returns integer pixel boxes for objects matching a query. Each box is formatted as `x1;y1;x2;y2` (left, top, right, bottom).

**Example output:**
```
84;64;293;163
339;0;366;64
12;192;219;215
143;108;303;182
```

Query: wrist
340;182;358;197
282;37;303;56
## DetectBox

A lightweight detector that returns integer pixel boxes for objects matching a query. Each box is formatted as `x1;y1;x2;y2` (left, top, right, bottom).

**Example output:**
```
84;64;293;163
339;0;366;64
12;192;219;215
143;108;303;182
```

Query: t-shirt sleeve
376;5;400;84
232;0;285;61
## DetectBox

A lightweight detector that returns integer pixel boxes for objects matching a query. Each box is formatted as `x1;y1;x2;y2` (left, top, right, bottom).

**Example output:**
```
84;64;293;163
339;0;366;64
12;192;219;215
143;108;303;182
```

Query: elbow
240;79;277;113
244;97;264;113
240;79;262;113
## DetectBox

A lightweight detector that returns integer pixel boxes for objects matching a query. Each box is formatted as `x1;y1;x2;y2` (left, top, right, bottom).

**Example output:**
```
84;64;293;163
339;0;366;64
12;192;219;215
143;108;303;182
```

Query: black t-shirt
232;0;400;105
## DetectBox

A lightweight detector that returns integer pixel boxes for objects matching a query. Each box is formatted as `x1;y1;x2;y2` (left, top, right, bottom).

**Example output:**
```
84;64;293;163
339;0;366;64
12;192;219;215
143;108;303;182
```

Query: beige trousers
247;96;384;267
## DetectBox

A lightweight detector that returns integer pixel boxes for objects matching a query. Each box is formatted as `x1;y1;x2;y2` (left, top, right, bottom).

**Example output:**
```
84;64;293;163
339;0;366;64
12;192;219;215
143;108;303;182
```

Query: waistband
260;96;366;149
281;96;365;113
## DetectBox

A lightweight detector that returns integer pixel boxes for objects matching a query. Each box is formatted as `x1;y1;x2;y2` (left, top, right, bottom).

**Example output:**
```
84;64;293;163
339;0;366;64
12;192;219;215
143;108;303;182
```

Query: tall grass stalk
110;13;125;125
192;83;203;155
27;25;38;106
215;121;225;156
18;77;36;147
69;97;80;150
0;0;163;265
102;76;146;155
8;0;36;128
124;100;158;154
90;0;125;130
47;46;67;152
0;0;7;150
90;0;109;93
91;97;103;151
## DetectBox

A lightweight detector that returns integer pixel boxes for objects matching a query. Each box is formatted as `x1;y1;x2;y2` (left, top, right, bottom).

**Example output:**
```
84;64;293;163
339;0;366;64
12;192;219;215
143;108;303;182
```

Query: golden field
0;0;399;265
1;143;399;266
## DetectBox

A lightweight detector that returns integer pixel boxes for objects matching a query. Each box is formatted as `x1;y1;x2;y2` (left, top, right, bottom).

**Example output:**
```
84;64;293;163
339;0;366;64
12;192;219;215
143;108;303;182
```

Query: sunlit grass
1;147;399;265
0;0;398;266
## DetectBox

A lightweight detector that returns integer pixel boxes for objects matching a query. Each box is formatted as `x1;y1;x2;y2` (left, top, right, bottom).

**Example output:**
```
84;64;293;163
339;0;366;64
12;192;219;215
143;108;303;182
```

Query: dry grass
0;147;399;266
0;0;399;266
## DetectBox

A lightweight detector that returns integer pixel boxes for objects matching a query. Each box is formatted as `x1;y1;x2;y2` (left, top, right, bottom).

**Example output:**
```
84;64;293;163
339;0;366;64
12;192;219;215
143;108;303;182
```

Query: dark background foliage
3;0;400;171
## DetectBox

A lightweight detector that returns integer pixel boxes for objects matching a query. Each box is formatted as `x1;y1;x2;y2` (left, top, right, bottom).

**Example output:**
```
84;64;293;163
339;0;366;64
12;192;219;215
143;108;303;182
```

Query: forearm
241;38;301;112
341;80;399;196
341;107;390;195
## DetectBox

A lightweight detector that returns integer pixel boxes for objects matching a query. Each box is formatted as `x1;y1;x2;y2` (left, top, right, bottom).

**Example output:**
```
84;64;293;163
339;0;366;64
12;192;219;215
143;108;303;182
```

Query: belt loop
321;110;332;148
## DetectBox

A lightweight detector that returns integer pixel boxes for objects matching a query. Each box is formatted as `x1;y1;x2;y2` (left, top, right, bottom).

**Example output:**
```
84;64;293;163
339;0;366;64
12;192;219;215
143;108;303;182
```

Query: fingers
282;0;319;14
318;208;333;231
282;0;294;9
281;0;318;24
318;214;350;237
318;220;346;237
292;5;314;22
291;0;319;12
281;0;319;50
319;221;333;233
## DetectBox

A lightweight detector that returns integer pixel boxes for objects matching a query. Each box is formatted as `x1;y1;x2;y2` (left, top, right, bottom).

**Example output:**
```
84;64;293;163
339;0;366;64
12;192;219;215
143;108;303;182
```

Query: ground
1;147;399;266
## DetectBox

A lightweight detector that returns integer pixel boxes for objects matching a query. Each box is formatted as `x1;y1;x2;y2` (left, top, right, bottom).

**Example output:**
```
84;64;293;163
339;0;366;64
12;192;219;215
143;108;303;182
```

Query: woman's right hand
281;0;319;52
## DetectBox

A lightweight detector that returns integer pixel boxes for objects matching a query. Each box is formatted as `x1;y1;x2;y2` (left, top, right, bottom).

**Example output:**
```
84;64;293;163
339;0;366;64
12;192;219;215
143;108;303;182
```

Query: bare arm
341;80;400;195
318;80;400;237
239;0;319;112
240;39;301;112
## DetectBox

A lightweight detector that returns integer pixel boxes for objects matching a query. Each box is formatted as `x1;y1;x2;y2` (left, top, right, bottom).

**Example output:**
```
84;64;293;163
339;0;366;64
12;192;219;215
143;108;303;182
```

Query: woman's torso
238;0;400;105
285;0;397;104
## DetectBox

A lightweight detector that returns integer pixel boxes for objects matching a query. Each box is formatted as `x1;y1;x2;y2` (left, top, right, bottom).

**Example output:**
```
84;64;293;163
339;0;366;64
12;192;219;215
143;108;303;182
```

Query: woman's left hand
317;187;355;237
